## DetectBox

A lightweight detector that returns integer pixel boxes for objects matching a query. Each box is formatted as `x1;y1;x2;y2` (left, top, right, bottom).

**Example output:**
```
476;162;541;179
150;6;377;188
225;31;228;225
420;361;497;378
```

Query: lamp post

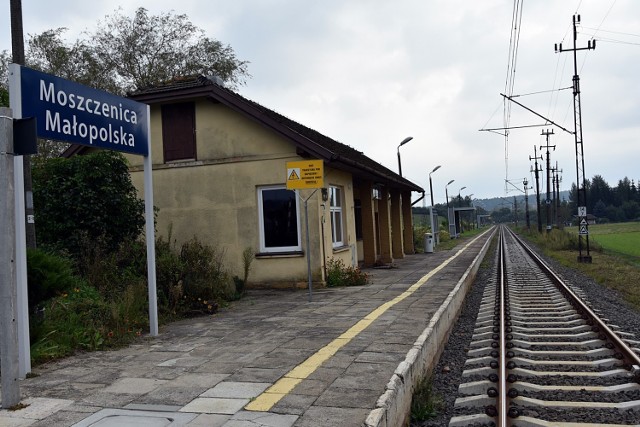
429;165;441;208
396;136;413;177
458;186;466;207
445;179;455;208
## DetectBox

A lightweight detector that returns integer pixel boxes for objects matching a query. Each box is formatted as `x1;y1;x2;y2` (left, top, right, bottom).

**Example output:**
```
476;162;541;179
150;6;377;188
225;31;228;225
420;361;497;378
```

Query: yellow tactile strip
245;236;481;412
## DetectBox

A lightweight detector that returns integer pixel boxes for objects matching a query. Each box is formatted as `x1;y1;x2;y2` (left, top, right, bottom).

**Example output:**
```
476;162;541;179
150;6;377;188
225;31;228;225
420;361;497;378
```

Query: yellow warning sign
286;160;324;189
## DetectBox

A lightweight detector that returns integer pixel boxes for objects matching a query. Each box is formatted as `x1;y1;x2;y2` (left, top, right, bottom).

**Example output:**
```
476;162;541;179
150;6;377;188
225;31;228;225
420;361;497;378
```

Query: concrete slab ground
0;229;494;427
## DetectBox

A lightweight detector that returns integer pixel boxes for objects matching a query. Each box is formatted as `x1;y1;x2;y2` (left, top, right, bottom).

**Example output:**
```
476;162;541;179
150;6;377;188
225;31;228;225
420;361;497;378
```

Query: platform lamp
458;186;467;207
445;179;455;208
429;165;441;208
396;136;413;177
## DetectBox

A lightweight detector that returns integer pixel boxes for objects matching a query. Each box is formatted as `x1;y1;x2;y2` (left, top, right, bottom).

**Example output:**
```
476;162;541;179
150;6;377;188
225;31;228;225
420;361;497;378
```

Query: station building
65;76;423;286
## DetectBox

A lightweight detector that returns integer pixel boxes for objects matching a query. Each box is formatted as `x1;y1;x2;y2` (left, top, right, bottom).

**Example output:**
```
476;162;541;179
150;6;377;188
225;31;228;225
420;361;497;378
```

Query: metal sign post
7;65;157;384
286;160;324;302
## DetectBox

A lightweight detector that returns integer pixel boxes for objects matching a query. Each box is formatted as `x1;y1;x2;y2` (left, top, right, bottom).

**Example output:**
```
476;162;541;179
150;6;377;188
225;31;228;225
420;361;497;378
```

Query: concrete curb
364;228;496;427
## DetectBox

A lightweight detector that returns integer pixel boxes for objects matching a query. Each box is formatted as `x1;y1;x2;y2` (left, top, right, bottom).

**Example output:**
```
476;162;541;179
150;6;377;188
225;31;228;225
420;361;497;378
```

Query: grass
519;224;640;312
435;227;486;251
566;222;640;260
410;376;443;423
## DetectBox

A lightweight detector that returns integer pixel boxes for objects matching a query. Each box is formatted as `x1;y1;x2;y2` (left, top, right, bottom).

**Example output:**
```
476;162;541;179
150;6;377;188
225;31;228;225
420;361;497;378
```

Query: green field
568;222;640;259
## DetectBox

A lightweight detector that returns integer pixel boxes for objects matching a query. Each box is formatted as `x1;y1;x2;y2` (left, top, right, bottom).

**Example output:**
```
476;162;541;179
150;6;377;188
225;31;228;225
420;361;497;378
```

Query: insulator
487;387;498;397
592;39;596;49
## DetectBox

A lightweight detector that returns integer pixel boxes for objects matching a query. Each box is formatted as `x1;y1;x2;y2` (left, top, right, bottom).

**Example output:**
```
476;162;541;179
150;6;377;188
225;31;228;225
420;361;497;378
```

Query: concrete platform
0;228;494;427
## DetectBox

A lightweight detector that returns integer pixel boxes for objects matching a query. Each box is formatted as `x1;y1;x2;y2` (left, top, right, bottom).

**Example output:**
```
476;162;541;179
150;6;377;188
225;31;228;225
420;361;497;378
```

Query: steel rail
506;227;640;375
497;227;508;426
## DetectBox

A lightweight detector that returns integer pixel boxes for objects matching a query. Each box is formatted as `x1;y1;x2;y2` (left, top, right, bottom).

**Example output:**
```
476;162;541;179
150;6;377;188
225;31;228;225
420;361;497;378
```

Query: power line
503;0;525;195
511;86;573;98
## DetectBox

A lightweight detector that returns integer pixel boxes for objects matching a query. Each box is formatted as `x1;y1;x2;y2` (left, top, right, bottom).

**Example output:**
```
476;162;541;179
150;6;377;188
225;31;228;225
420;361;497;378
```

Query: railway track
449;225;640;426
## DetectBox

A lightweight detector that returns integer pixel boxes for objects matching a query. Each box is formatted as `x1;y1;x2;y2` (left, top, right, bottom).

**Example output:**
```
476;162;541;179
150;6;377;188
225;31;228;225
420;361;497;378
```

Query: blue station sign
12;65;149;156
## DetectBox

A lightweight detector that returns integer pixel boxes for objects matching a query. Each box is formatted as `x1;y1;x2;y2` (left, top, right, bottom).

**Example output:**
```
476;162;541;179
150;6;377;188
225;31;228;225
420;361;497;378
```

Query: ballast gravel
411;237;640;427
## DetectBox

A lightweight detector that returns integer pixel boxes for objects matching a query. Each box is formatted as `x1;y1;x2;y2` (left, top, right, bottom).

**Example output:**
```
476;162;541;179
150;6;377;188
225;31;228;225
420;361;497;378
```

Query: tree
593;199;607;218
3;8;250;160
614;177;633;205
0;50;9;107
32;151;145;262
25;8;250;95
589;175;611;209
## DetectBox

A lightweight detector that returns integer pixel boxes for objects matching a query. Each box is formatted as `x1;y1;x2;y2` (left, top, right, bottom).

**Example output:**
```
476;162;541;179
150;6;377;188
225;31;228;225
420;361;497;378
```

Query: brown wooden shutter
161;102;196;162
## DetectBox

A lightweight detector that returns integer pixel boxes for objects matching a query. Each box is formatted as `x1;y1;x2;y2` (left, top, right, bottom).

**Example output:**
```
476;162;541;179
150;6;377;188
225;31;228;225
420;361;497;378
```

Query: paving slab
180;397;250;414
72;408;197;426
0;231;493;427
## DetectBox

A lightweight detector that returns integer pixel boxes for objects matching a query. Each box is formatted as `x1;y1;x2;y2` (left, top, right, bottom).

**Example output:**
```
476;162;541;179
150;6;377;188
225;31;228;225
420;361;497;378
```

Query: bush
326;258;369;287
27;224;239;365
27;248;85;309
155;233;234;317
30;282;111;362
32;151;145;261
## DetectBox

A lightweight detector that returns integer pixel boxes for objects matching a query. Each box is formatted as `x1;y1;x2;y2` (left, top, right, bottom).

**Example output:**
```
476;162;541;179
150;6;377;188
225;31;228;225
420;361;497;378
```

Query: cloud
2;0;638;199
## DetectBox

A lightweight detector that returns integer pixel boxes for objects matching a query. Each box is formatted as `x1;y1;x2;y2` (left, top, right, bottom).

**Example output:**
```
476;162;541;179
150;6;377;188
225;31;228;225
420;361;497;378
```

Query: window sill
255;251;304;259
332;245;350;253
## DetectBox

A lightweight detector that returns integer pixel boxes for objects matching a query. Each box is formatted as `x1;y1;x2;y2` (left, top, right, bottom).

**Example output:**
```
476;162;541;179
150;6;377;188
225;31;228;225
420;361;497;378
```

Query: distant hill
474;191;570;212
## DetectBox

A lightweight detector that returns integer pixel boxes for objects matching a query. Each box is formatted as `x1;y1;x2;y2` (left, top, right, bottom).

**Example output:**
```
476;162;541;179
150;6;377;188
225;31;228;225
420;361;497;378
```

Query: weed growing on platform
326;258;369;287
410;375;443;422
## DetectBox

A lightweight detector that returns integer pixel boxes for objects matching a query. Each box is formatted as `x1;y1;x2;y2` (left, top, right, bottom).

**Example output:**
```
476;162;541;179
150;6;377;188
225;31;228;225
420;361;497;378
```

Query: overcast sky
2;0;638;204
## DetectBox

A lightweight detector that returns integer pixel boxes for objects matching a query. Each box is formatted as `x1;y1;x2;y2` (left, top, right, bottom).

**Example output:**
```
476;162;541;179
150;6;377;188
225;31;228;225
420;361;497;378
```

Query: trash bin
424;233;434;253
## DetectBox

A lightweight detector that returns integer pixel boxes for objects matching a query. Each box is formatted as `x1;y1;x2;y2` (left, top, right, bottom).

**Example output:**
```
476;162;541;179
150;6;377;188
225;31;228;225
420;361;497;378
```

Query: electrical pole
540;129;555;232
530;146;543;233
11;0;36;249
550;162;557;227
524;178;530;231
555;14;595;263
554;162;563;228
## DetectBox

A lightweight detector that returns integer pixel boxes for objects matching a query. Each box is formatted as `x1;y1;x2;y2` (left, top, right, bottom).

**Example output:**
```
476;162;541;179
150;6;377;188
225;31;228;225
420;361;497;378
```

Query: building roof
66;76;423;193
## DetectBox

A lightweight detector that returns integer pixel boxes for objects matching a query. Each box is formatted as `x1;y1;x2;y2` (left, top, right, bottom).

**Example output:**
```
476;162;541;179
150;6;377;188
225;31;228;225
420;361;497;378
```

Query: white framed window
258;185;301;253
330;186;344;247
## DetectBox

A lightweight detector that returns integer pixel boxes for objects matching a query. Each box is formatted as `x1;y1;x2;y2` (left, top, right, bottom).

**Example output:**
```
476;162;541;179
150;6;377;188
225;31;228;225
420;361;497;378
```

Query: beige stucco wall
126;99;357;286
321;167;358;270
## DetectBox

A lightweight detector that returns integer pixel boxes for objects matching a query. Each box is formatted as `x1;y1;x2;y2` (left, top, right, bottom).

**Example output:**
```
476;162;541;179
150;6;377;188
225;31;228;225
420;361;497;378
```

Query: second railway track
448;225;640;426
